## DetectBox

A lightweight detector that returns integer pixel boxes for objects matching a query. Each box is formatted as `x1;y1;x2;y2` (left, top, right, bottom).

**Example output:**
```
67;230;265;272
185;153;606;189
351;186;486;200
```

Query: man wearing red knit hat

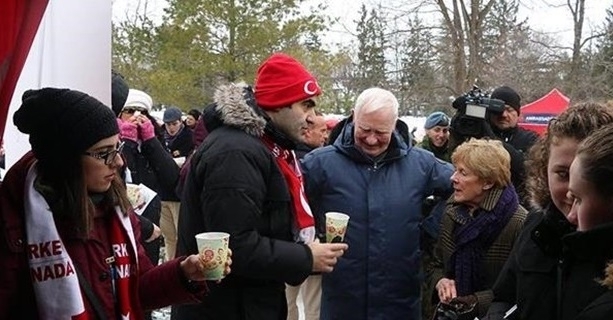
173;53;348;320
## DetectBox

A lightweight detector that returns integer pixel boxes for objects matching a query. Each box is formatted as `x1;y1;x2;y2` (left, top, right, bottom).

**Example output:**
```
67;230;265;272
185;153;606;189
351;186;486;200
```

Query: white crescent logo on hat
303;81;318;95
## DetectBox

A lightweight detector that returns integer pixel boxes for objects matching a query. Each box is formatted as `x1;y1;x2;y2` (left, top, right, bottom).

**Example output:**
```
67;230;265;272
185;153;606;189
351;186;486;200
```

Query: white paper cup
325;212;350;243
195;232;230;280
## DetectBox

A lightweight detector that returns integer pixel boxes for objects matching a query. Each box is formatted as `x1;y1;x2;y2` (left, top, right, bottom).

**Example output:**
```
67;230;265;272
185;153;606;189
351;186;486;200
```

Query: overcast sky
112;0;612;50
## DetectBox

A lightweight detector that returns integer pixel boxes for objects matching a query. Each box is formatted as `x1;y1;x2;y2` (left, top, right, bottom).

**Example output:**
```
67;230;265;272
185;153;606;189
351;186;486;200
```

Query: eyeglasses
84;141;125;165
122;107;147;115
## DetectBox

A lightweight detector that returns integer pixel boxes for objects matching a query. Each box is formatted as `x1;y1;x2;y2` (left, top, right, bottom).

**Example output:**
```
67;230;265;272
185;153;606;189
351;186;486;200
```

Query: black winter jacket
493;125;538;155
557;223;613;320
122;138;180;202
487;208;613;320
164;125;194;158
492;126;537;206
575;290;613;320
172;83;313;320
485;204;575;320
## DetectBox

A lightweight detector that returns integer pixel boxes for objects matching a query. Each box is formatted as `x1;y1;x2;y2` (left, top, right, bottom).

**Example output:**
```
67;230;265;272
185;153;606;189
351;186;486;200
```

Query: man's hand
307;240;348;273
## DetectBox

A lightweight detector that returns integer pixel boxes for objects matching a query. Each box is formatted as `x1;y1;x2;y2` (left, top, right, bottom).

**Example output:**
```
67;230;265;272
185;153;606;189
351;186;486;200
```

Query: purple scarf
447;184;518;296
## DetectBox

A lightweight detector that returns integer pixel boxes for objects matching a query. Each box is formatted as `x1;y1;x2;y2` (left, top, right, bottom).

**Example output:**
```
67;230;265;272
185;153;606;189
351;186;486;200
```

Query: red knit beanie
254;53;321;110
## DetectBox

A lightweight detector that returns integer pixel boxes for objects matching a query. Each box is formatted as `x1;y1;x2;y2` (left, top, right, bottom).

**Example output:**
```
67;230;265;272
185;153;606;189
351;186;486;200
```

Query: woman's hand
180;248;232;282
436;277;457;303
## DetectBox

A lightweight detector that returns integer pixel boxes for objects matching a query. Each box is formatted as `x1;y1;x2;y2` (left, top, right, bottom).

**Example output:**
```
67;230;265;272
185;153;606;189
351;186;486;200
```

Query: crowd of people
1;52;613;320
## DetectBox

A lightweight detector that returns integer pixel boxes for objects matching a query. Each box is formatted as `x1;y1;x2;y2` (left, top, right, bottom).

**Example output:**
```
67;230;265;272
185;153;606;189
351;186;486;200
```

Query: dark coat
558;223;613;320
485;204;575;320
122;137;181;263
122;137;181;202
575;290;613;320
493;125;538;155
0;152;203;319
492;126;538;207
302;119;454;320
164;125;194;158
172;83;313;320
294;143;314;160
486;213;613;320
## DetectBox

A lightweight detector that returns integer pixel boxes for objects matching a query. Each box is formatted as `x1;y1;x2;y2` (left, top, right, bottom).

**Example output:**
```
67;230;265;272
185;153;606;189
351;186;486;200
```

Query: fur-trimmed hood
210;82;267;137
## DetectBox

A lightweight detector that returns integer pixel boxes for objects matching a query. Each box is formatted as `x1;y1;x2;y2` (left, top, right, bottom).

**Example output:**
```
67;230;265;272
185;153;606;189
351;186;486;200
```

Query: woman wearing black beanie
0;88;230;319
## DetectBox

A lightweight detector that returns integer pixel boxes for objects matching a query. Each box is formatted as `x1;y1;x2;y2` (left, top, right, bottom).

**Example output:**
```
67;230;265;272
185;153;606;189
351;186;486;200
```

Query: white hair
353;87;399;119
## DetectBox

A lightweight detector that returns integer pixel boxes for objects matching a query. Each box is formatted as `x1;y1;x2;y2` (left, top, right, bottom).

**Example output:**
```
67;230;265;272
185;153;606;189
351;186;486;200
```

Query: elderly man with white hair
302;87;454;320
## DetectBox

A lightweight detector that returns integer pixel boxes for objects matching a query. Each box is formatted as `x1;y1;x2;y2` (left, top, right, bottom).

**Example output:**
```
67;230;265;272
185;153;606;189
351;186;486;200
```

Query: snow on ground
400;116;427;142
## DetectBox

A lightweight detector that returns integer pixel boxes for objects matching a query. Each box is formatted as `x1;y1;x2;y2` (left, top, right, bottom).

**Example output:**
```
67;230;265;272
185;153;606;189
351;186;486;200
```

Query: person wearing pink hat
172;53;348;320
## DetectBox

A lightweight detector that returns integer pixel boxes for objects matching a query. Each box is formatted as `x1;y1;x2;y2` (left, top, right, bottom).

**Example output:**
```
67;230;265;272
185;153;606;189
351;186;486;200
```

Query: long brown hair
35;152;131;238
525;102;613;209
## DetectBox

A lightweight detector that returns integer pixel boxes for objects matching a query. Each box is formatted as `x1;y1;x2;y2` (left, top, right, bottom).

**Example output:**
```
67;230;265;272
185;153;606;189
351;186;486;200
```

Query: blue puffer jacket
302;120;454;320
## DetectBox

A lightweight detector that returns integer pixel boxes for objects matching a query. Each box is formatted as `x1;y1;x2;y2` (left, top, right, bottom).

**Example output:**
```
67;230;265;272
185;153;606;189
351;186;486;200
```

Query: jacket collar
563;222;613;260
332;118;409;164
492;125;518;140
206;82;267;137
204;82;297;149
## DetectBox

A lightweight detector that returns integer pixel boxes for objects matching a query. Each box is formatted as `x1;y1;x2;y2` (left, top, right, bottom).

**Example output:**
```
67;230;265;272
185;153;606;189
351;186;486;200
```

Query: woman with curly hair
485;102;613;320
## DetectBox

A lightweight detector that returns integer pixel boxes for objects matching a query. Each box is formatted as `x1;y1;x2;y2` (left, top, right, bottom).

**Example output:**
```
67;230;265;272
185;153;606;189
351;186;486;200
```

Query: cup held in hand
325;212;350;243
195;232;230;280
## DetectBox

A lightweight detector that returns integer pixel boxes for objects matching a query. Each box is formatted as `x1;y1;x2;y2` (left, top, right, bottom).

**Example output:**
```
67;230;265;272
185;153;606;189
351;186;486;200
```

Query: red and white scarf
262;136;315;243
24;164;138;319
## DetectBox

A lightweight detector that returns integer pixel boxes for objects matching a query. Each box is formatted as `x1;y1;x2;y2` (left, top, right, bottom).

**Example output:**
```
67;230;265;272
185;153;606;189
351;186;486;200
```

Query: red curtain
0;0;49;143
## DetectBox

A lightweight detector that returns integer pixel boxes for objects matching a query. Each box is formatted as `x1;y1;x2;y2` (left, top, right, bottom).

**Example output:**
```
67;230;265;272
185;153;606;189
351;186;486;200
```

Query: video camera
450;86;506;138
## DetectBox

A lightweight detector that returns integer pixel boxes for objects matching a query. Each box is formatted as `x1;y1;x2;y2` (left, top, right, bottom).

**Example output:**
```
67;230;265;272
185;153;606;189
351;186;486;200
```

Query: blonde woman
430;138;527;318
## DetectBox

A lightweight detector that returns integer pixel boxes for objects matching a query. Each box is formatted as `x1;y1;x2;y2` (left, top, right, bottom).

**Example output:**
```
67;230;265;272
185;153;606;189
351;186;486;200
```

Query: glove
138;118;155;141
118;119;138;142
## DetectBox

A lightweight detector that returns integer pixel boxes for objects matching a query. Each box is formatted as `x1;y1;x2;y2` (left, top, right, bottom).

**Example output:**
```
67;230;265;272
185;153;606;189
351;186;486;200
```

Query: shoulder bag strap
75;266;106;320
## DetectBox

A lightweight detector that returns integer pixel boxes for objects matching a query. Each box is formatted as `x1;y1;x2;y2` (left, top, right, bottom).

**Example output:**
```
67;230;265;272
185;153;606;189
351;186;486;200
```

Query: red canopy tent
518;88;570;136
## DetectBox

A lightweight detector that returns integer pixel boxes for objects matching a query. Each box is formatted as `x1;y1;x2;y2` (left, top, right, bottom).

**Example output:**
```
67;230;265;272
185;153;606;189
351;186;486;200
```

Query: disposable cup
325;212;350;243
195;232;230;280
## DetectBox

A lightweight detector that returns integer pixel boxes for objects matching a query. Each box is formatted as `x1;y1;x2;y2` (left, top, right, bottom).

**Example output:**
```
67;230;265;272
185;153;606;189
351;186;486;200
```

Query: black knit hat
490;86;521;114
13;88;119;162
111;70;129;117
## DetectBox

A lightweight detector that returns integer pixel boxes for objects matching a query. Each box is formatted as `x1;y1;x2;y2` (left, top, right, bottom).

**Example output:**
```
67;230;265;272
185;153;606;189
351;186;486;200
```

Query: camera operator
449;86;531;207
489;86;538;154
